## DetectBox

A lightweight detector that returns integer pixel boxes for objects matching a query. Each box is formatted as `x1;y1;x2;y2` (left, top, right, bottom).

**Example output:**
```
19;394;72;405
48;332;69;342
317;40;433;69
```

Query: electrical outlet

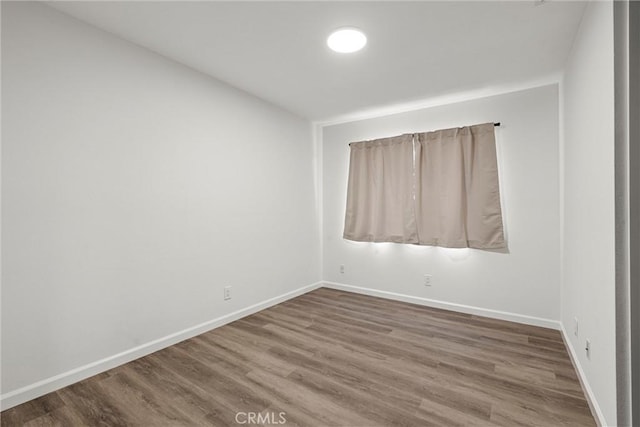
585;339;591;359
340;264;345;274
574;317;579;337
224;286;231;301
423;274;432;286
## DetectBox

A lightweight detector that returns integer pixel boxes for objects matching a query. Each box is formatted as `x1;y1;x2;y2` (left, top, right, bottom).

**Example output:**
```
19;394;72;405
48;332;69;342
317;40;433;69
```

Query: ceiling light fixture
327;28;367;53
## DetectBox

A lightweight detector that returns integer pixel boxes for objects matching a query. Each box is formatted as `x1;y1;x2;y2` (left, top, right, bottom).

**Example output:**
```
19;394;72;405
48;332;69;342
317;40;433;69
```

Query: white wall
1;1;319;404
322;85;561;325
561;2;616;425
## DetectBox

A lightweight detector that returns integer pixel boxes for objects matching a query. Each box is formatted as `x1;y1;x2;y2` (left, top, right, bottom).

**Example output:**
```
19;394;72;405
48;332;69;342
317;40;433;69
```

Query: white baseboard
559;324;607;427
0;281;323;411
322;281;560;330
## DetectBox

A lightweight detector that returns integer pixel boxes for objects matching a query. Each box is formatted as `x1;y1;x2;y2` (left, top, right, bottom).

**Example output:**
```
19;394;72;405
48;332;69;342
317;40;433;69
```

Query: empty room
1;1;637;426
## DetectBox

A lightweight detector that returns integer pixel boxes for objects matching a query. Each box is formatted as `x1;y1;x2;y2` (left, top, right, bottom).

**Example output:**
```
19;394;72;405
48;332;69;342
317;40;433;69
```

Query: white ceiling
48;1;586;122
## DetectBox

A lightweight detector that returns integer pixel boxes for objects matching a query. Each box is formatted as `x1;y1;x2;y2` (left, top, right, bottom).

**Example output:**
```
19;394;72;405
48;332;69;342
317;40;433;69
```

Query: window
343;123;505;249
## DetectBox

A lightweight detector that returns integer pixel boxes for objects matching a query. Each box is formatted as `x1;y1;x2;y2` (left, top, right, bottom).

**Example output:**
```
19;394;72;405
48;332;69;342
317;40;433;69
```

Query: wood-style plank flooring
1;288;596;426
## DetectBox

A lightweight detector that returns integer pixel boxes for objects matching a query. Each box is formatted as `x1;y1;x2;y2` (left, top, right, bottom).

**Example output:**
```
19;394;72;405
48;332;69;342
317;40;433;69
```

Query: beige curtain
414;123;505;249
343;134;418;243
343;122;505;249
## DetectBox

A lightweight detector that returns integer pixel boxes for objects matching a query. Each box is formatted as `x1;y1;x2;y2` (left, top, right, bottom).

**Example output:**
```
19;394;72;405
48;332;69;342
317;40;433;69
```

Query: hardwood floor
1;288;596;426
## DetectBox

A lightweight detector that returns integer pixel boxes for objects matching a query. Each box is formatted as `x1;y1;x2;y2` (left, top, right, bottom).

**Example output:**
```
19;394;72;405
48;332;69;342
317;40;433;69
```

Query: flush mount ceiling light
327;28;367;53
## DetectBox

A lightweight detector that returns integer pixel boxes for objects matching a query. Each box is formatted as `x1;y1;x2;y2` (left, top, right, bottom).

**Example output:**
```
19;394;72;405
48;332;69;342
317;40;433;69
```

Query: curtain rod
348;122;501;146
